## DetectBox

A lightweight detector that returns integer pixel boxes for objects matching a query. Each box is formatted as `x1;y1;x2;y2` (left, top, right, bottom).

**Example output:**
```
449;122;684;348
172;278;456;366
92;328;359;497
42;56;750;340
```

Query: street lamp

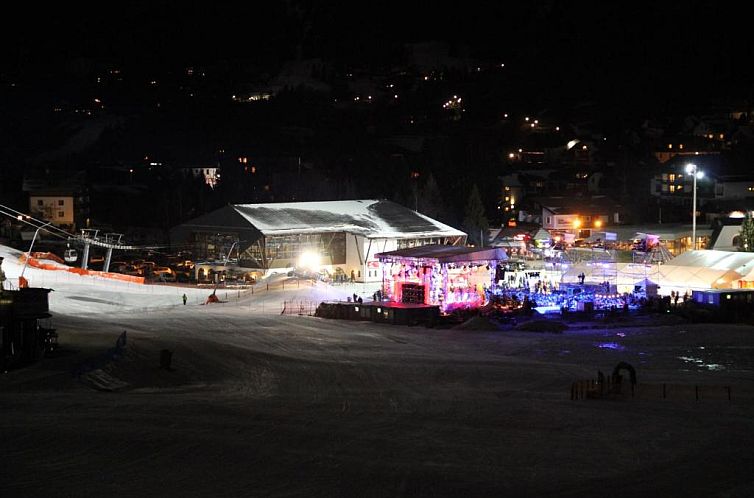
20;221;53;283
685;163;704;250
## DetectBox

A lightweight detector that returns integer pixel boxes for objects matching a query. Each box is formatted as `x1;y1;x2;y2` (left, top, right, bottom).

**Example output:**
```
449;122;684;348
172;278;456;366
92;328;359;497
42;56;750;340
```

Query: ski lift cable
0;203;78;238
0;204;77;240
0;204;168;252
0;207;71;240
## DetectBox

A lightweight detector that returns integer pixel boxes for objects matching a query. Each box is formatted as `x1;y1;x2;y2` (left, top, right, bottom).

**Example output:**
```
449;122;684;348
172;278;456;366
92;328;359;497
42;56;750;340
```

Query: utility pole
20;222;52;281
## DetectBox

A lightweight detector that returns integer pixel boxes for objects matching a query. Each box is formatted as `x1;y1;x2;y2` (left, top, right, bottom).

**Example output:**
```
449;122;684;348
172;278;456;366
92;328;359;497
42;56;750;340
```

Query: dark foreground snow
2;305;754;497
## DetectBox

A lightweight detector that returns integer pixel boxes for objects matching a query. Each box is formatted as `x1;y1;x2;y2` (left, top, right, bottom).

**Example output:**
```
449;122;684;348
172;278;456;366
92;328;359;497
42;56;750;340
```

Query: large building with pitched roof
171;200;467;283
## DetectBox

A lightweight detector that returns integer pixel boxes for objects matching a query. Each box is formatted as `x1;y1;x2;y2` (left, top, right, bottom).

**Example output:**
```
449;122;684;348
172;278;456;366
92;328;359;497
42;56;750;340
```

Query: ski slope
2;243;754;497
1;244;379;315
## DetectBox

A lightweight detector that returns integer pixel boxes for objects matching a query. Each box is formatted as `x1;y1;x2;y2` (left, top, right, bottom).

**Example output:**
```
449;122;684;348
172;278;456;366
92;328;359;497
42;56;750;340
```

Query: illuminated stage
374;245;508;312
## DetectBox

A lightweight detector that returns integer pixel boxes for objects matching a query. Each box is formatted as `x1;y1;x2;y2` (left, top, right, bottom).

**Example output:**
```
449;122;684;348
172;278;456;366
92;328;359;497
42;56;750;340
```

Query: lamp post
20;221;53;281
685;163;704;250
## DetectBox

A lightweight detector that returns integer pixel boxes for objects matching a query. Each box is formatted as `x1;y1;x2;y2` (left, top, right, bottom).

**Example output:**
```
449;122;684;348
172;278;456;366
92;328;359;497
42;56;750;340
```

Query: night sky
3;1;752;110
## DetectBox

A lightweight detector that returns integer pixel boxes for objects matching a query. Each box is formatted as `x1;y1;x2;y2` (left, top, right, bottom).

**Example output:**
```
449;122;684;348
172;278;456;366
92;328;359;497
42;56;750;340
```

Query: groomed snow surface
2;244;754;497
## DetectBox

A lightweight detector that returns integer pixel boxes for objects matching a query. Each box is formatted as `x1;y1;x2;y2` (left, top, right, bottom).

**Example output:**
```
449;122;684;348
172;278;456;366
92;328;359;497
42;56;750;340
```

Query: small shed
634;277;659;297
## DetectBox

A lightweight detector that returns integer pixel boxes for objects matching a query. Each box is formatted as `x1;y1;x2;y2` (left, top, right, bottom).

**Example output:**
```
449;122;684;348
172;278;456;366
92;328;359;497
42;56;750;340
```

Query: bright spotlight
298;251;321;271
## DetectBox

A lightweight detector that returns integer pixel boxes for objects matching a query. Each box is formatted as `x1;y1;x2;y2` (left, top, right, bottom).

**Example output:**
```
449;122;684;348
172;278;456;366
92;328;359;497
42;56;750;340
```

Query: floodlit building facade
171;200;467;283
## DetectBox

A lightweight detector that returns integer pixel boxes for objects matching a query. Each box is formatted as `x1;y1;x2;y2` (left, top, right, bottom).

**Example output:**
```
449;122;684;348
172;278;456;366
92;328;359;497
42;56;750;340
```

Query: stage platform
315;301;440;326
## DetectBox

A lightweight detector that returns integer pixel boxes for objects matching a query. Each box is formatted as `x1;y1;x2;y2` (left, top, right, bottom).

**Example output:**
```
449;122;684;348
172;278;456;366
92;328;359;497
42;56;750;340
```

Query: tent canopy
375;245;508;264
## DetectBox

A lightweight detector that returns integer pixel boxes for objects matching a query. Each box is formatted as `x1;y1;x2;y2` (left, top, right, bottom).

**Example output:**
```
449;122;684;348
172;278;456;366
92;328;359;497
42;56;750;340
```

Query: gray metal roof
375;245;507;263
232;200;466;239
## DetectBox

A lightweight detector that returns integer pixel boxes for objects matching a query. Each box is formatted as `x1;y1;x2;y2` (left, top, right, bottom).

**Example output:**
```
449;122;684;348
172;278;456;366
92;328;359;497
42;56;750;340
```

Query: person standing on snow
182;293;187;305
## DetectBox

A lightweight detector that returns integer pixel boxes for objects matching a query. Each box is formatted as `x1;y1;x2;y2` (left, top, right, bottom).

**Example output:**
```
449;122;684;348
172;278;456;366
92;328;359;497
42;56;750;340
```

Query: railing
571;377;734;402
280;300;318;316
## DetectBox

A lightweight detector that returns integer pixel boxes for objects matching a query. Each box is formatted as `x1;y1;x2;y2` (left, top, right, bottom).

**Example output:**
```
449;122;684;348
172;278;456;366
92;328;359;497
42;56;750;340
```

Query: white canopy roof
656;250;754;290
665;250;754;274
232;200;467;239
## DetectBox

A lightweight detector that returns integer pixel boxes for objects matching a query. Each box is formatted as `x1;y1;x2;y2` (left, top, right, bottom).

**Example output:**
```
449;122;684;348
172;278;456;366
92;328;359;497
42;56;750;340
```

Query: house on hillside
23;170;88;231
534;195;624;239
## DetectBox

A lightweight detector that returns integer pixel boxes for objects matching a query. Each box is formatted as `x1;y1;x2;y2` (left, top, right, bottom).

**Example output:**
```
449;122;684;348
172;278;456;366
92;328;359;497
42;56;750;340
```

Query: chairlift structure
0;203;163;274
72;229;140;272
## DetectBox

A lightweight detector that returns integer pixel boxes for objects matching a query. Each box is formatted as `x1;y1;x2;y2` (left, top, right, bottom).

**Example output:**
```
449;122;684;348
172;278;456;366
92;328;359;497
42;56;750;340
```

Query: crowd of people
487;285;648;314
485;264;656;315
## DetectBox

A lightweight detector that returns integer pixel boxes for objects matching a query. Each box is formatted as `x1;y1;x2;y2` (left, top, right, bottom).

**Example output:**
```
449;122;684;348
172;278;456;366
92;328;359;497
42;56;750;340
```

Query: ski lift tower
75;229;139;271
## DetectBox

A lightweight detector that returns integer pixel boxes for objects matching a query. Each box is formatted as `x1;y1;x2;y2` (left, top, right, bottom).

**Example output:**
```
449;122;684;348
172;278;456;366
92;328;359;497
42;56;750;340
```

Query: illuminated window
670;185;676;193
669;174;675;182
679;144;684;150
668;143;673;149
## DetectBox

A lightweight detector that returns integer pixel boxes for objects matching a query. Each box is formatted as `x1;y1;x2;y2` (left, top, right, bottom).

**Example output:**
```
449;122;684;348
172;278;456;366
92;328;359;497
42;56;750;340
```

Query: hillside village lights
685;163;704;250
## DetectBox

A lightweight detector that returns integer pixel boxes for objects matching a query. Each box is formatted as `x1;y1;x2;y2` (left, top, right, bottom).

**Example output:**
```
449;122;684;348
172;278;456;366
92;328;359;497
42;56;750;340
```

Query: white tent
563;251;754;295
532;228;552;242
654;250;754;292
633;277;659;297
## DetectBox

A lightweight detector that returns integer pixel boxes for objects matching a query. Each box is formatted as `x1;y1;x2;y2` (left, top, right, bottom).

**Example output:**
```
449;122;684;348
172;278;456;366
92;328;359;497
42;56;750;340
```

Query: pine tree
740;212;754;251
418;173;444;221
463;184;489;246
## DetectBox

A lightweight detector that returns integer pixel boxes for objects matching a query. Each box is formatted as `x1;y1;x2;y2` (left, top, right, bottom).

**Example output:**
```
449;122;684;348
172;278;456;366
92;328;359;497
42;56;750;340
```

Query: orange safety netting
29;251;65;264
17;254;145;284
